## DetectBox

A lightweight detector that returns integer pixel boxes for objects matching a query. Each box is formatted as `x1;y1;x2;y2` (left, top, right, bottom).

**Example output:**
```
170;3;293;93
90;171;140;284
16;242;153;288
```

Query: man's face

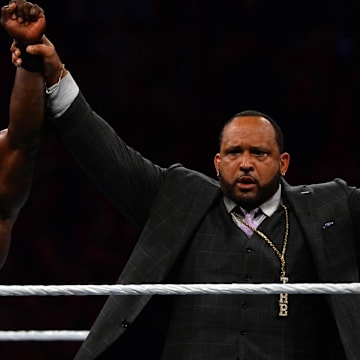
214;116;290;210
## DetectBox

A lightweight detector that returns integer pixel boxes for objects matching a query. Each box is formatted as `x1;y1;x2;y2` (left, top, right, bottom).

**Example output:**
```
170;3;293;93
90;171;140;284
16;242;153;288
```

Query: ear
214;153;220;175
280;152;290;176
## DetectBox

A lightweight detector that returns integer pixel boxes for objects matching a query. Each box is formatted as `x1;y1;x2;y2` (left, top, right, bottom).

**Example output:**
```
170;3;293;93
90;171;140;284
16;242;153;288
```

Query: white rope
1;283;360;342
0;282;359;296
0;330;88;341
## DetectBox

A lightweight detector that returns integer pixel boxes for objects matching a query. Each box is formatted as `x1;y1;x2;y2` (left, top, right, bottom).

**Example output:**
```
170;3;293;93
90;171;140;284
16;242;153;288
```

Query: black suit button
245;248;253;253
121;320;130;328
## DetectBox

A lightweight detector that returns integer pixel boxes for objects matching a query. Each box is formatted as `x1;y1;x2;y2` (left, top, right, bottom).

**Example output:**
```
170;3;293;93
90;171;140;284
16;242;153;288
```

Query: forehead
222;116;276;144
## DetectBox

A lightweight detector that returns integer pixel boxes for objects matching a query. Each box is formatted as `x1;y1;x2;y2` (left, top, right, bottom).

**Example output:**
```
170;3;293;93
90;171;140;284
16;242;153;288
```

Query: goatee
218;171;281;211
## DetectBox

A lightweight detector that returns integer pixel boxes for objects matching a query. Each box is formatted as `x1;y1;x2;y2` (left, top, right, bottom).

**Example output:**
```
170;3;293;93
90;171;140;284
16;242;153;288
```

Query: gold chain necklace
233;204;289;317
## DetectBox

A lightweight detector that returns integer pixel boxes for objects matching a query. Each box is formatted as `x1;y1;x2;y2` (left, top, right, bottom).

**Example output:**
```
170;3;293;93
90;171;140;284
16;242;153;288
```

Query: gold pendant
279;276;288;317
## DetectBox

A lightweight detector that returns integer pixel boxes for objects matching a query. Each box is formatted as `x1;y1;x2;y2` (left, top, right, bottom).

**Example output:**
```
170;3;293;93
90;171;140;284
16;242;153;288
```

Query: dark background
1;0;360;358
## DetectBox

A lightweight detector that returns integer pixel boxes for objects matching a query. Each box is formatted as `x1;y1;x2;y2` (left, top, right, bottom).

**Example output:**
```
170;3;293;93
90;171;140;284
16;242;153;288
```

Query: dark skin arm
0;0;46;268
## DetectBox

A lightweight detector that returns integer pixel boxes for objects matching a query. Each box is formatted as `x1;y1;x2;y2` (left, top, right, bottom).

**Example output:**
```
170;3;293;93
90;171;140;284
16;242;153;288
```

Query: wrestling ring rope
1;282;360;341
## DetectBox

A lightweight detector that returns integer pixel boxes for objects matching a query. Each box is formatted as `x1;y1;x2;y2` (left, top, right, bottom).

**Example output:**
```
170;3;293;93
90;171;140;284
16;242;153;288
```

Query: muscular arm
0;68;44;217
0;0;45;268
0;68;45;268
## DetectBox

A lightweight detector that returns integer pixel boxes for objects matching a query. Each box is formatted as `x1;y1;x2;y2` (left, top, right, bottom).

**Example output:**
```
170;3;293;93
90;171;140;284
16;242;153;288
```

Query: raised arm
7;1;166;227
0;0;46;267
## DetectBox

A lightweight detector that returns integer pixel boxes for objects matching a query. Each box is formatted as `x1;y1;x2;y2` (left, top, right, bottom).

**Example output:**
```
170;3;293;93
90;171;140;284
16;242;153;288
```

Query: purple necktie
234;207;260;237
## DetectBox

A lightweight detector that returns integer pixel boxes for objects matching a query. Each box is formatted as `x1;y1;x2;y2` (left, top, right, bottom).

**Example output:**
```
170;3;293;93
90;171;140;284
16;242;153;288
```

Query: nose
239;152;253;171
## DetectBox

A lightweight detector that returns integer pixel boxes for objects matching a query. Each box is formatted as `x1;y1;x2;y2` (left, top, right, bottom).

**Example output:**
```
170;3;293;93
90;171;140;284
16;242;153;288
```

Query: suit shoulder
289;178;348;191
287;178;355;200
309;178;356;194
166;164;219;188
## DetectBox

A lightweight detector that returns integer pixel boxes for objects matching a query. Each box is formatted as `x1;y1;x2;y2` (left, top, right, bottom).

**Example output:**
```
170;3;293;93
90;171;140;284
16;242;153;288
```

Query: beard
218;171;281;211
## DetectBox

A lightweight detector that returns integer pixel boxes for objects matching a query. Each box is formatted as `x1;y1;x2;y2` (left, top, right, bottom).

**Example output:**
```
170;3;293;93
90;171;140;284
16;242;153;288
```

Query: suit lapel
120;179;222;284
281;180;329;276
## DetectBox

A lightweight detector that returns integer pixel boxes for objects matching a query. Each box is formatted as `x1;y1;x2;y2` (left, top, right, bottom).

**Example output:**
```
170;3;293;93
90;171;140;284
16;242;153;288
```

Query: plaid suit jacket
52;93;360;360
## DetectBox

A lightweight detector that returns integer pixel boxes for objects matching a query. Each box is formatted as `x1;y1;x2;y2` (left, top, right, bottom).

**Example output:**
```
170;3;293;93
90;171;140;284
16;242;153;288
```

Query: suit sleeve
50;92;167;227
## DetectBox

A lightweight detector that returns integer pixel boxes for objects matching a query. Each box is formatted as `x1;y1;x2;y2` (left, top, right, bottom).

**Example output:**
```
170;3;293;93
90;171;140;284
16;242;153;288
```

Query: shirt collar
223;184;282;217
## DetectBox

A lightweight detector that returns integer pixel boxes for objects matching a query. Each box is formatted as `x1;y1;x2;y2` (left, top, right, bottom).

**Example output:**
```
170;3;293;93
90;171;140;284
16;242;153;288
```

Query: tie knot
246;208;259;216
234;207;260;218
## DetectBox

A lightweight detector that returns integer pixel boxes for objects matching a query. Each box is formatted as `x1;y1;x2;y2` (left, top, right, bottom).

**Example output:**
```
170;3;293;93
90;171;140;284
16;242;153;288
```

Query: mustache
235;174;258;185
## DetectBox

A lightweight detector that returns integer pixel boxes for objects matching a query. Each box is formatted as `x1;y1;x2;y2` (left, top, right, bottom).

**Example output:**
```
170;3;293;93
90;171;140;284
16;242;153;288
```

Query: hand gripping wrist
17;41;43;72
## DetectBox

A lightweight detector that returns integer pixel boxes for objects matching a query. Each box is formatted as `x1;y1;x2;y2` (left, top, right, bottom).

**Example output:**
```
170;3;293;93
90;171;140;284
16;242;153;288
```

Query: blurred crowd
1;0;360;358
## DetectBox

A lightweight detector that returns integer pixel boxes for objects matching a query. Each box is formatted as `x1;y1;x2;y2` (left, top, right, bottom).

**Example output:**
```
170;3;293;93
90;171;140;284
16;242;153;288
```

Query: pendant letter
279;276;289;317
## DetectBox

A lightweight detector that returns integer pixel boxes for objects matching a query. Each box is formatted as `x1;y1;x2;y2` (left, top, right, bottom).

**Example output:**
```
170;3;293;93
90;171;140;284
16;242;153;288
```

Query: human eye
227;147;242;156
253;149;268;158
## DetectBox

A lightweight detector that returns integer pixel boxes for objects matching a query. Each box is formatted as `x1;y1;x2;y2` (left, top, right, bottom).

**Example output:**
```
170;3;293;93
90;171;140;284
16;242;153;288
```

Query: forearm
0;66;45;218
8;66;45;152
